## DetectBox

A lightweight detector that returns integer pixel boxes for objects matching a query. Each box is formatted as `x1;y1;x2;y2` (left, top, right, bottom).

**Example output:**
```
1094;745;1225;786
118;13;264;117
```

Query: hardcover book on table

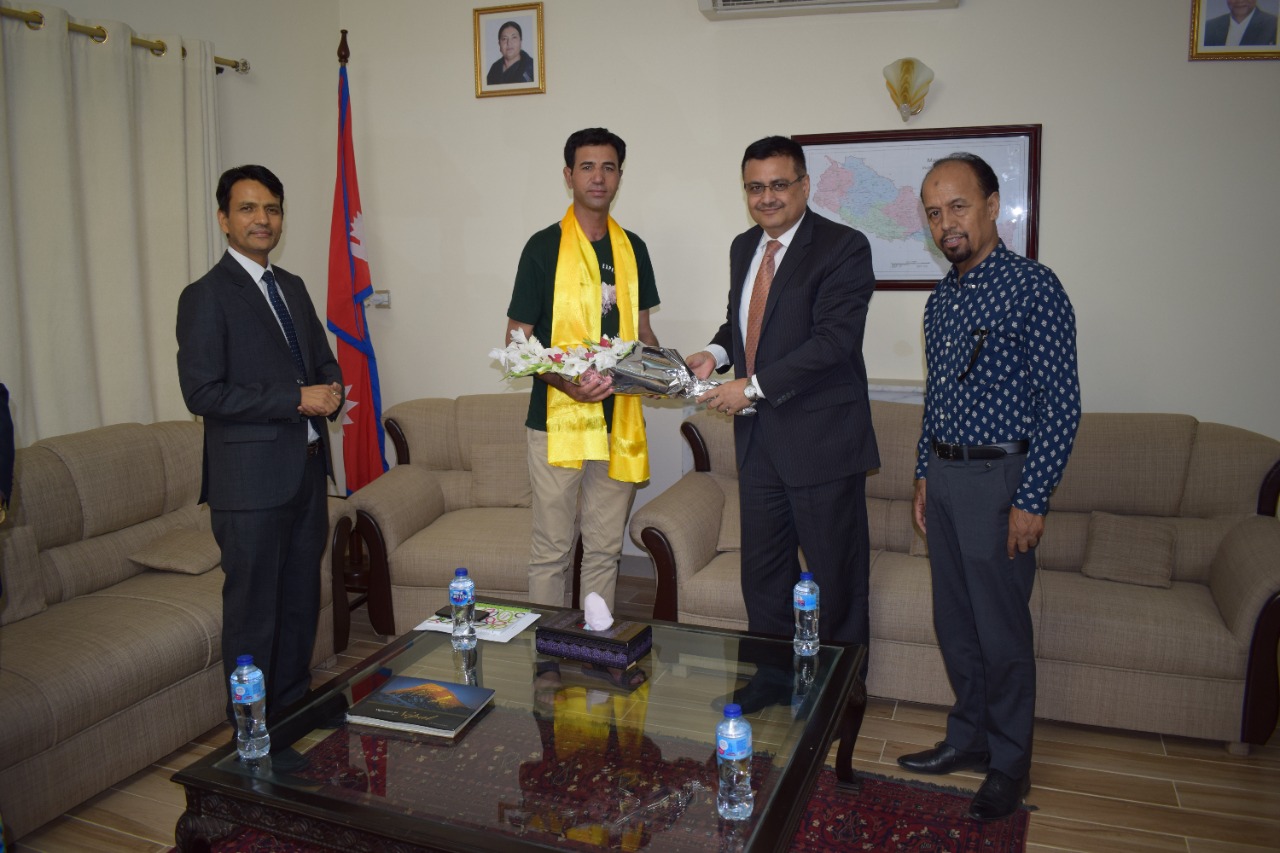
534;609;653;670
345;676;494;738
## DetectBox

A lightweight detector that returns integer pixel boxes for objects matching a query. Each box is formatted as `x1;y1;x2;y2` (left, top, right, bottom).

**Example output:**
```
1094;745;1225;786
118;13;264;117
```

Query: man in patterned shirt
897;153;1080;822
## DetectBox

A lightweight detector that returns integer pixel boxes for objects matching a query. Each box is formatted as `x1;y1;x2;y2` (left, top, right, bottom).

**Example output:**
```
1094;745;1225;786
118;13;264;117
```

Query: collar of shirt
943;239;1009;292
226;246;276;298
1227;9;1256;45
739;211;806;333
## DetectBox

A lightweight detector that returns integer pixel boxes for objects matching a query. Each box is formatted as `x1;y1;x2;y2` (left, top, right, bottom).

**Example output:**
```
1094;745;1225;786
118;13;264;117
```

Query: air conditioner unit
699;0;959;20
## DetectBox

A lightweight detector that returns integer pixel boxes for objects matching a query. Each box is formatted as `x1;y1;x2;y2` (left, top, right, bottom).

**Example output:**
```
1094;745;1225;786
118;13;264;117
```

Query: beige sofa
0;421;352;840
350;393;578;637
628;402;1280;748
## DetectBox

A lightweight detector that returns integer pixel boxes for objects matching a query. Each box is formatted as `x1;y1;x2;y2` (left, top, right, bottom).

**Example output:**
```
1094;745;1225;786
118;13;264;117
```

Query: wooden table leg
835;675;868;793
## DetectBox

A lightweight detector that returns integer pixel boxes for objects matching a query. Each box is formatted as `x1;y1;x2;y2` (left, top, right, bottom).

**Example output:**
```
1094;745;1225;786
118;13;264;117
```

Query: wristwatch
743;379;761;402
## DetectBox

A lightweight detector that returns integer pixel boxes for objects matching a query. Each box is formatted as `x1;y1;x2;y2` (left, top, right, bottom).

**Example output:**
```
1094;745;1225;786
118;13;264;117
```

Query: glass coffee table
174;603;867;852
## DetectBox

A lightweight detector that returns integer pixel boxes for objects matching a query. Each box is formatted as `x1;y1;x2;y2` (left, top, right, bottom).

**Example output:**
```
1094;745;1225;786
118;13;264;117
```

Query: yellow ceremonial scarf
546;205;648;483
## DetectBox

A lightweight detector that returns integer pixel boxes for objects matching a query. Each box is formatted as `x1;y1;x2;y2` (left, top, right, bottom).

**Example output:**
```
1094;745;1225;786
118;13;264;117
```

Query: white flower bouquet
488;329;636;381
489;330;726;402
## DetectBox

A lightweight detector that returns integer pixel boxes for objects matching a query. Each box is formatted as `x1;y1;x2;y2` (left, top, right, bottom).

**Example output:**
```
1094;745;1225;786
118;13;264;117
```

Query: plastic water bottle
449;567;477;651
454;647;478;686
793;571;820;656
230;655;270;762
715;703;754;820
791;654;816;719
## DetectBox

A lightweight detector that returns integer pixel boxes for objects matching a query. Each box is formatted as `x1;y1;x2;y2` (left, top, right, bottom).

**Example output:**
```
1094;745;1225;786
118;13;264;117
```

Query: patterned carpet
190;714;1029;852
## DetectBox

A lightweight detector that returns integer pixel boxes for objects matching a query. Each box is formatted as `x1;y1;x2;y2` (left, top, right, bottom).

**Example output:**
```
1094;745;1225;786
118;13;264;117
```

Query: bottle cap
236;654;253;666
454;567;468;577
724;703;742;718
800;571;813;581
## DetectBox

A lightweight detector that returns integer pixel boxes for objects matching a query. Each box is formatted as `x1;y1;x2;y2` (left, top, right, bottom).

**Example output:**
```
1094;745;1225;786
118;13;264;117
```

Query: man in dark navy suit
689;136;879;707
177;165;343;726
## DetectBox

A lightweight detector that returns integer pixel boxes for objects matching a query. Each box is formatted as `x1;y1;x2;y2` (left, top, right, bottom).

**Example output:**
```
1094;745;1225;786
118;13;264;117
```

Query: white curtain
0;1;221;446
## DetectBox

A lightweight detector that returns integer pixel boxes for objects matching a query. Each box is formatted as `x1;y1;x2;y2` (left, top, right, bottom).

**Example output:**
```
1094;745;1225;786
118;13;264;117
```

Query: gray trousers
926;449;1037;779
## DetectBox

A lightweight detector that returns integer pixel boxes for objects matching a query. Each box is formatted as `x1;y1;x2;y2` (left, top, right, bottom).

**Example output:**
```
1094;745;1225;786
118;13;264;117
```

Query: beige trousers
526;427;637;611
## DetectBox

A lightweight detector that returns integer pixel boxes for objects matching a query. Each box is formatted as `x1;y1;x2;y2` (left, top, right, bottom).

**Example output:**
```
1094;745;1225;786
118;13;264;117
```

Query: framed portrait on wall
474;3;546;97
793;125;1041;291
1189;0;1280;60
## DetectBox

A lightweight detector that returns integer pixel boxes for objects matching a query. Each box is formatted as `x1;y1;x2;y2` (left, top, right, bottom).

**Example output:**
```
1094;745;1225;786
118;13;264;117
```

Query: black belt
932;440;1028;461
306;439;323;458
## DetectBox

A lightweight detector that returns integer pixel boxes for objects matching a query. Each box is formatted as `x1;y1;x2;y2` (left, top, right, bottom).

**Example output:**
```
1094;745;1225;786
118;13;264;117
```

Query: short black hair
216;165;284;215
741;135;807;177
924;153;1000;198
563;128;626;170
498;21;522;40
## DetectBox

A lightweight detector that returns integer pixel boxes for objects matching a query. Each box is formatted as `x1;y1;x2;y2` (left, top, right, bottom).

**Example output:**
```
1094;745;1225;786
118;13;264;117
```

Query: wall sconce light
883;57;934;122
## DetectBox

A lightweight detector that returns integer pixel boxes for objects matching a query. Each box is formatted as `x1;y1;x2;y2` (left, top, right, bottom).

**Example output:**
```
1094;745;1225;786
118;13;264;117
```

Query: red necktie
745;240;782;374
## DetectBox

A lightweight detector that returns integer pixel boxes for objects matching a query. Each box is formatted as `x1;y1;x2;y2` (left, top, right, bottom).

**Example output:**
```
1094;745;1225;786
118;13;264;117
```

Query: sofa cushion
867;401;922;502
471;444;532;508
1081;512;1176;588
0;526;46;626
38;423;166;539
1181;422;1280;518
129;527;221;575
149;420;204;514
869;551;1044;648
455;394;534;472
1036;571;1245;679
1050;413;1196;517
0;568;223;770
389;507;533;598
41;508;204;604
9;444;83;552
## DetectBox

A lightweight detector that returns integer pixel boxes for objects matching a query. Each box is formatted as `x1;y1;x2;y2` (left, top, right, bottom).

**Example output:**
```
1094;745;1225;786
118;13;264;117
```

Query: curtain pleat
0;1;220;444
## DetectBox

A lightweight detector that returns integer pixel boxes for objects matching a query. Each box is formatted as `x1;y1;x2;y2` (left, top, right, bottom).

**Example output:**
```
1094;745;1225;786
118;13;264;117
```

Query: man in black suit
689;136;879;704
177;165;343;726
1204;0;1278;46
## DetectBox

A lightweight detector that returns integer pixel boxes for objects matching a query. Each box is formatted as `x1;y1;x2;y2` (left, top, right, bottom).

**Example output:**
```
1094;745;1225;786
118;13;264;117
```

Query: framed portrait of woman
475;3;546;97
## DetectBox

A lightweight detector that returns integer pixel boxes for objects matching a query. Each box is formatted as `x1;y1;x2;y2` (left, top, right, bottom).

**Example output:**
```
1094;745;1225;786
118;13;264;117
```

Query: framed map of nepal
793;125;1042;291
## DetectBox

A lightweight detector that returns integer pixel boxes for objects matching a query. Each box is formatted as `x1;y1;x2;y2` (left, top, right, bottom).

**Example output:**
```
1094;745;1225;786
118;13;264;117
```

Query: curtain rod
1;7;249;74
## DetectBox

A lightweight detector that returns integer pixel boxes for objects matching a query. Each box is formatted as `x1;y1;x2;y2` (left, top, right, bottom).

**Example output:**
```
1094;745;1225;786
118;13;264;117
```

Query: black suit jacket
176;251;342;511
710;210;879;486
1204;8;1278;45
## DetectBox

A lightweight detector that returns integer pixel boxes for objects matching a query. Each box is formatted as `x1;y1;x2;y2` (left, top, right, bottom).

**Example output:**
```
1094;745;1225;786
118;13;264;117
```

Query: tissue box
535;610;653;670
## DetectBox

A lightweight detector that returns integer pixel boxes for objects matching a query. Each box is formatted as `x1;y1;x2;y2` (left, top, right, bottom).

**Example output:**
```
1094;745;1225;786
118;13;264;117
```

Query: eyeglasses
743;176;806;196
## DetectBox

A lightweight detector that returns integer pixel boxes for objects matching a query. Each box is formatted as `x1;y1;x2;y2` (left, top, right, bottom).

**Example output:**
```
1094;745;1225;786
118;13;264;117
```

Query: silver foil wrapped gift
604;345;718;398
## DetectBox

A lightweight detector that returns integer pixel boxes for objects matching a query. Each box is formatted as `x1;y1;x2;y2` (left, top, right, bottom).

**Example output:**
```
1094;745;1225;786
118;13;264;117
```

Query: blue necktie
262;269;307;380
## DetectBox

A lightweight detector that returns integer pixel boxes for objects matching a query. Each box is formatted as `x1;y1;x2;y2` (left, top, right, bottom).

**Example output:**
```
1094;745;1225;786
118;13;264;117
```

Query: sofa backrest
7;421;204;607
683;402;1279;582
383;393;532;512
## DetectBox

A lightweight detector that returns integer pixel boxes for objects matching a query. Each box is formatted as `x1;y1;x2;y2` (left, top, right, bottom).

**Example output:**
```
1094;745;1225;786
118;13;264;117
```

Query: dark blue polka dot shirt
915;241;1081;515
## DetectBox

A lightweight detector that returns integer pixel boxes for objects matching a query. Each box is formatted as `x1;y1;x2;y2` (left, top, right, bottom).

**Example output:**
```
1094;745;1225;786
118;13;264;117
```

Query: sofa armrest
348;466;446;636
628;472;726;621
1207;515;1280;744
349;465;446;556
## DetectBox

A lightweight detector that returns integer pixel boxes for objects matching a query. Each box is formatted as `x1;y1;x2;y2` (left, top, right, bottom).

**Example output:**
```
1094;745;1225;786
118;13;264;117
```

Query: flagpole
338;28;349;65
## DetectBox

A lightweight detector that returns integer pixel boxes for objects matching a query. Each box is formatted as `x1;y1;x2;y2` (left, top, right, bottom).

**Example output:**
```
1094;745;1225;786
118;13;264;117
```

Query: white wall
39;0;1280;527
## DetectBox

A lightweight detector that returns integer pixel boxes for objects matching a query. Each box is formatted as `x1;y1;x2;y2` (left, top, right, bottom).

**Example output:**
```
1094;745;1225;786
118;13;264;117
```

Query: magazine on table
345;675;495;738
415;601;540;642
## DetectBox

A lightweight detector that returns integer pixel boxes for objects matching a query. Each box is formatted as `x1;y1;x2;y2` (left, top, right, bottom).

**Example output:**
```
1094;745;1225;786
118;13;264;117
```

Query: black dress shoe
967;769;1030;822
897;741;990;775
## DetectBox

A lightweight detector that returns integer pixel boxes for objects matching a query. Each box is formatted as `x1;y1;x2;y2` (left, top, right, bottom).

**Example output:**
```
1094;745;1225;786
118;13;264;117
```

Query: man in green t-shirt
504;128;660;610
